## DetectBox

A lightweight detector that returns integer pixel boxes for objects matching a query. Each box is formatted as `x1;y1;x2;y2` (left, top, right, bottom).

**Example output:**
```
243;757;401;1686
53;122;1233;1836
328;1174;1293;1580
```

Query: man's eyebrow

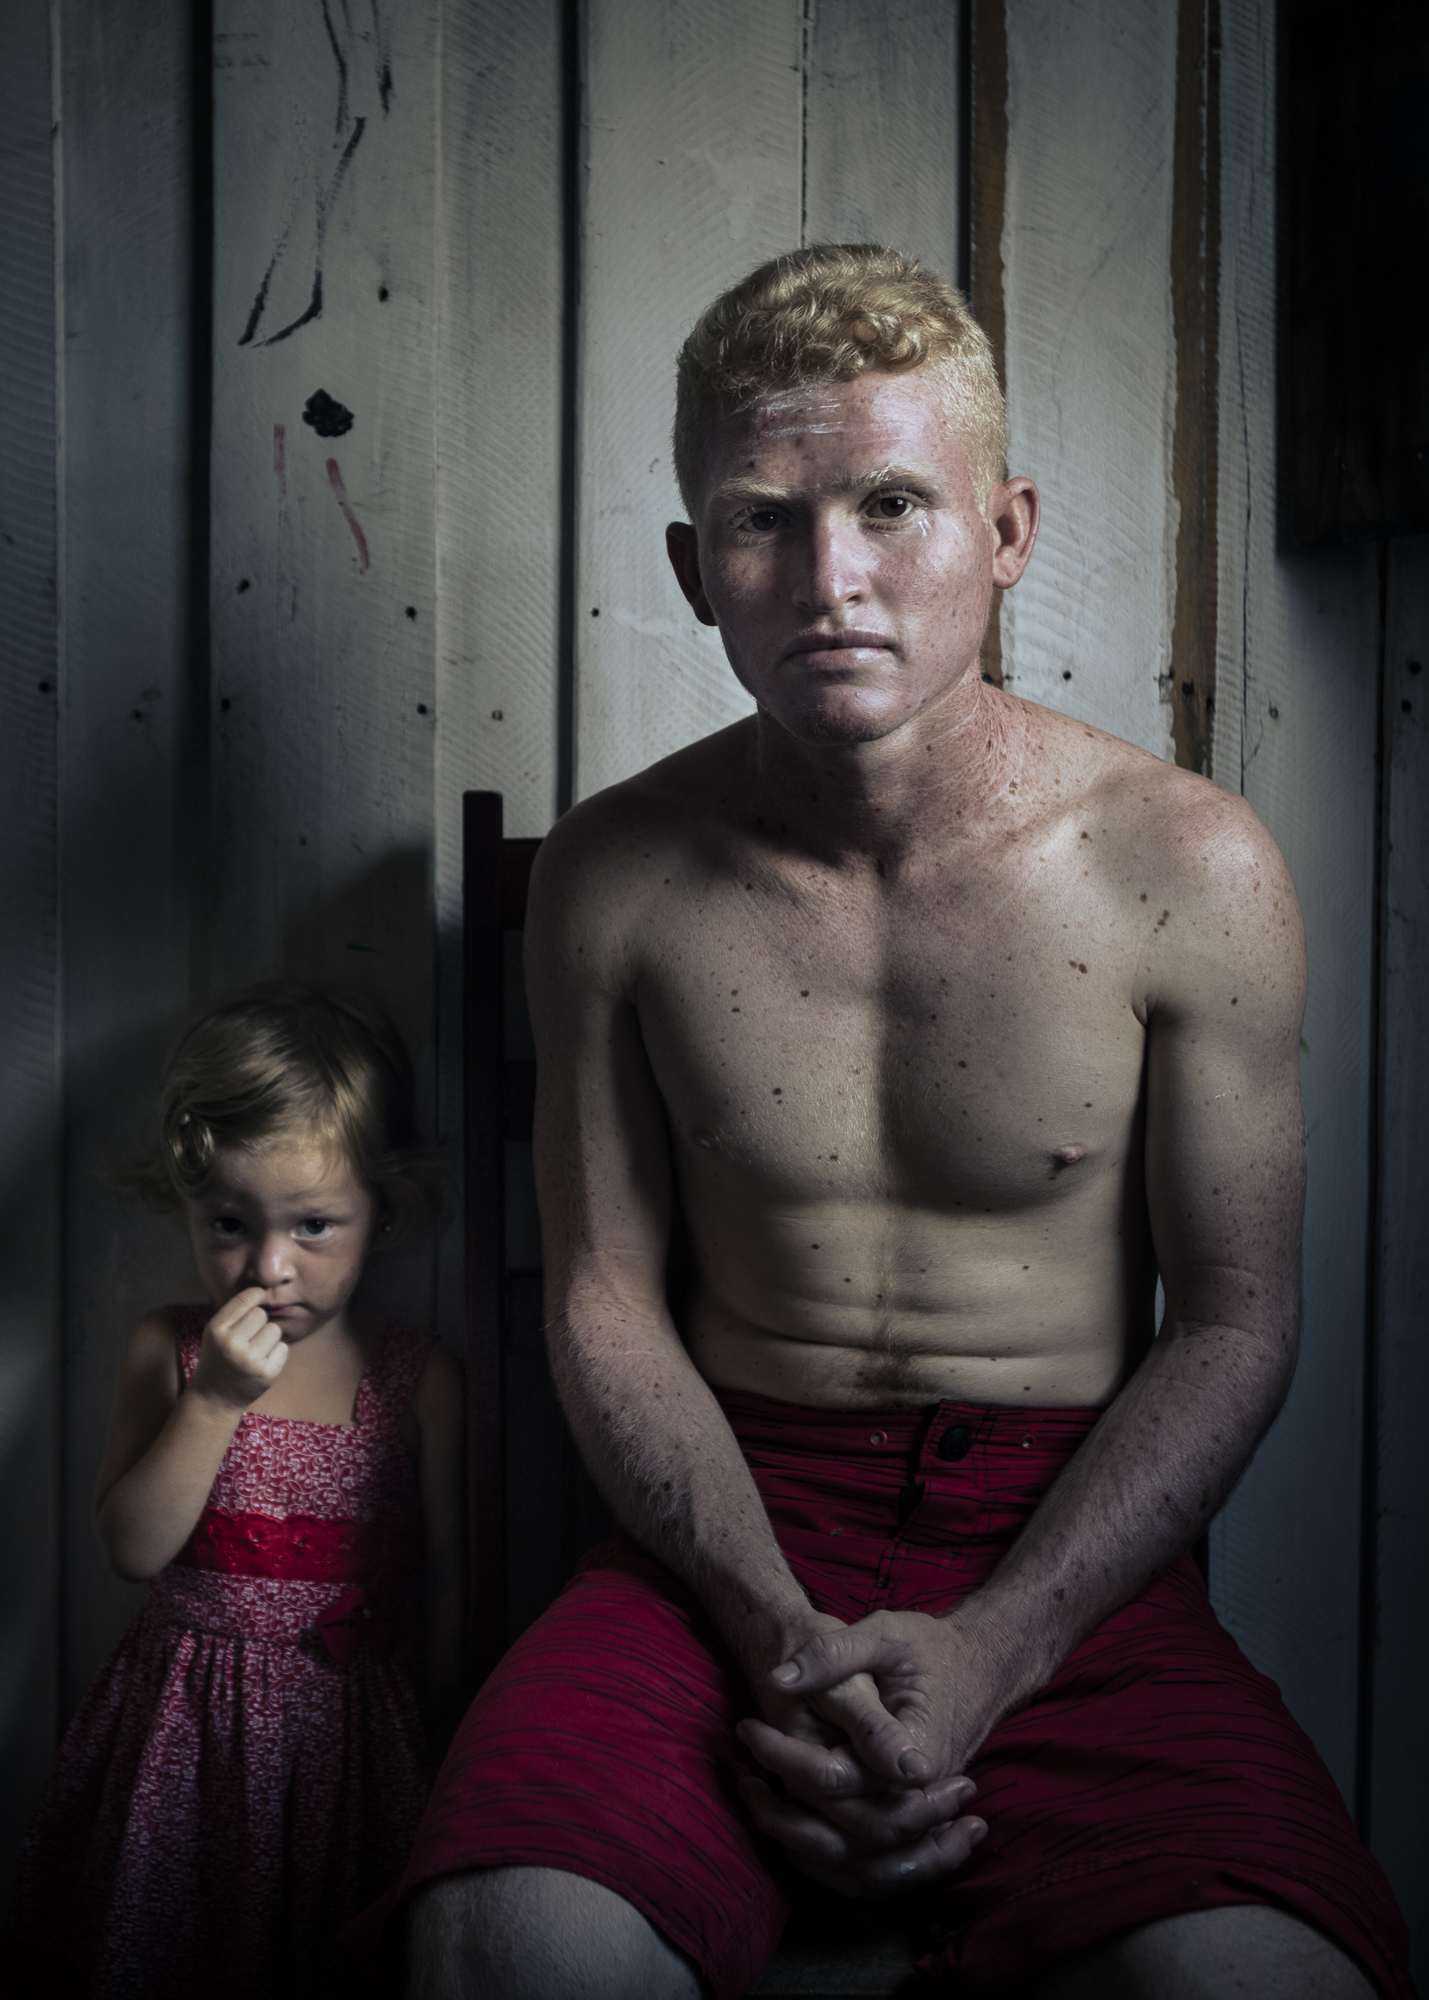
706;478;790;508
707;464;943;509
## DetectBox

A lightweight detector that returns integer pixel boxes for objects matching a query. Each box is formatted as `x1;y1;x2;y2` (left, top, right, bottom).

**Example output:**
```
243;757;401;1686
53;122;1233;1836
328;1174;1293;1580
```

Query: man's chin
760;697;911;748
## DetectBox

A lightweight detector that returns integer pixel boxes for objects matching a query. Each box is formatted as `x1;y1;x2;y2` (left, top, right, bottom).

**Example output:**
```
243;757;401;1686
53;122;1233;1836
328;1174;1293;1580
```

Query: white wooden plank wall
801;3;963;307
574;0;802;800
1210;0;1380;1805
1373;535;1429;1970
0;0;62;1890
431;0;565;1347
998;0;1179;762
433;2;564;847
208;0;442;1332
54;0;203;1717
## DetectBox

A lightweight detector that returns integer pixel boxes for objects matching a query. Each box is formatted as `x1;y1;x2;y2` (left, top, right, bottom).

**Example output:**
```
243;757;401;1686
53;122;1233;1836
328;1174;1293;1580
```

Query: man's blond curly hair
673;244;1007;517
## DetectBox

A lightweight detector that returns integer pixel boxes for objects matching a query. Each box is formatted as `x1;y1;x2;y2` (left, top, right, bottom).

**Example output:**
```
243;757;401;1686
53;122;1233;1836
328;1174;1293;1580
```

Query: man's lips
784;630;898;663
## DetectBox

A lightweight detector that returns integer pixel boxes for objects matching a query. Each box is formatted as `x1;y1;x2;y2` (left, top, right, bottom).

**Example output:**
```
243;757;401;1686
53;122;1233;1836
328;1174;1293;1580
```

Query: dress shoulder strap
354;1322;435;1427
170;1304;209;1385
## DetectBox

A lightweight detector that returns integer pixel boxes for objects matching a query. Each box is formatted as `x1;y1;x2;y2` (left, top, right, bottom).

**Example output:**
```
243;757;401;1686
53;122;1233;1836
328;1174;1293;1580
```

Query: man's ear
666;522;718;626
988;477;1040;590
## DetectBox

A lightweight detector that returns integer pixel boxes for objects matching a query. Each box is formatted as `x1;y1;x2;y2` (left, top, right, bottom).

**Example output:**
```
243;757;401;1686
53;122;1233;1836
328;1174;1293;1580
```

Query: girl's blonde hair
673;243;1007;517
123;983;435;1238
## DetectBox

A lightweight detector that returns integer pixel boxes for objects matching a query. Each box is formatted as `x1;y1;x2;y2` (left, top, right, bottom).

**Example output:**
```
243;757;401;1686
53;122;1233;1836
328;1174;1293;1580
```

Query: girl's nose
248;1233;293;1289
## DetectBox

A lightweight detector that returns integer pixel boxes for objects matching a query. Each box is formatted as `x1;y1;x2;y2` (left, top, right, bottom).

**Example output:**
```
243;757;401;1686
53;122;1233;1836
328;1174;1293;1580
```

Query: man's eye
741;508;783;533
870;494;915;519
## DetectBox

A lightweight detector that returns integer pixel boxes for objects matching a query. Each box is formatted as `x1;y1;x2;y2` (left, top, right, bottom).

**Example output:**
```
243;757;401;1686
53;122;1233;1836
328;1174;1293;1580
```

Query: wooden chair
463;790;934;1998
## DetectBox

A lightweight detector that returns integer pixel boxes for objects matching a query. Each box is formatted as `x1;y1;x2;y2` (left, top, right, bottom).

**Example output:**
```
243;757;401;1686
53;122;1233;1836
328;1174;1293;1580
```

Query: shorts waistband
713;1384;1103;1466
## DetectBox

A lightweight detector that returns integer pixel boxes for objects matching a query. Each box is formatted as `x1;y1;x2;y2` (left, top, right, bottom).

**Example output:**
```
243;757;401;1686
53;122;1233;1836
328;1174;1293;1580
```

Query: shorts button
869;1431;887;1446
937;1424;973;1462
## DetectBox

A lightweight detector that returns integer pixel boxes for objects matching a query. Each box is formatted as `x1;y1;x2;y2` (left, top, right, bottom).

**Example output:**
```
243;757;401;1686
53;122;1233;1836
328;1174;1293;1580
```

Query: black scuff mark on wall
303;389;354;437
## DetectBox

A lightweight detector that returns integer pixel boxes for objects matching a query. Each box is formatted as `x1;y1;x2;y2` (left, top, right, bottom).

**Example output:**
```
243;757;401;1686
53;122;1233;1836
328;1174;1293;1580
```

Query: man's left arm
741;798;1308;1888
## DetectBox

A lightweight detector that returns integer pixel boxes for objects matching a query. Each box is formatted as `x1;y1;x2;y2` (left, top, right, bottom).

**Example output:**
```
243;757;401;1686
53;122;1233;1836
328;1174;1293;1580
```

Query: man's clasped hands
737;1607;1006;1898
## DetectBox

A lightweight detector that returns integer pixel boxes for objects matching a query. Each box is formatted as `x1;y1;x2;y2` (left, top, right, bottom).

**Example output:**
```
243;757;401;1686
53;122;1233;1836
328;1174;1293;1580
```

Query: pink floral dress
11;1309;433;1999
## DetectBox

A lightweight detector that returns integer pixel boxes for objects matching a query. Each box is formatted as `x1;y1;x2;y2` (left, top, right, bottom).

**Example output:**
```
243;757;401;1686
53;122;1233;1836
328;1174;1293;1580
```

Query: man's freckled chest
633;865;1147;1205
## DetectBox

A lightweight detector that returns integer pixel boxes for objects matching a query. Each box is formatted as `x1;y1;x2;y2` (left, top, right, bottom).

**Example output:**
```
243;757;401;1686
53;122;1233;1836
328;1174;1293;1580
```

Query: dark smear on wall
321;0;350;134
370;0;393;112
238;230;287;347
303;389;354;438
237;120;365;348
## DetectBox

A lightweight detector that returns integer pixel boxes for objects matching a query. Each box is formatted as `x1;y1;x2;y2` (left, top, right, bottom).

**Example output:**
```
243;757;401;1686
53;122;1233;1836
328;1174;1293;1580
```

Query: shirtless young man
403;249;1411;1999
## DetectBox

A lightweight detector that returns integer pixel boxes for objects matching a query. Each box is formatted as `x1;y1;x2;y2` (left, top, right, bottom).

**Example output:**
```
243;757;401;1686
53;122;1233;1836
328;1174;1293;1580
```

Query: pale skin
96;1128;466;1706
410;370;1369;1998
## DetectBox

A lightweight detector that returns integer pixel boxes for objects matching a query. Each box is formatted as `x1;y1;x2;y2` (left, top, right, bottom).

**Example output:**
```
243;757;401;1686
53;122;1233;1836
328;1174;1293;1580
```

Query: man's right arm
525;809;814;1674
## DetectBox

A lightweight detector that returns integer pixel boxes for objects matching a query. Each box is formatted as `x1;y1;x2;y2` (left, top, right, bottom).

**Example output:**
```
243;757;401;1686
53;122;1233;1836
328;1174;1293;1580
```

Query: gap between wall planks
970;0;1007;688
1168;0;1220;776
1370;535;1429;1959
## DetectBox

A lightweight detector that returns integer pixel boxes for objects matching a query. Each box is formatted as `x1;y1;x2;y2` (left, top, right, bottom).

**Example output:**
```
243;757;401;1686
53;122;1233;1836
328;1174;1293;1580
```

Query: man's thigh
392;1540;790;2000
1021;1905;1377;2000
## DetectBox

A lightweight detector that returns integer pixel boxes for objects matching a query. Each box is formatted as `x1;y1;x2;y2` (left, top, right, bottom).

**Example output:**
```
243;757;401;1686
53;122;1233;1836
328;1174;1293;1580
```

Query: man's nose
792;512;867;613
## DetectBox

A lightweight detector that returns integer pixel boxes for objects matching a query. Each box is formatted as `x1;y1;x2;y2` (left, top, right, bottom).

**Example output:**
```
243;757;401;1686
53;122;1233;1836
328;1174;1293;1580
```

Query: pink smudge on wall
326;458;370;571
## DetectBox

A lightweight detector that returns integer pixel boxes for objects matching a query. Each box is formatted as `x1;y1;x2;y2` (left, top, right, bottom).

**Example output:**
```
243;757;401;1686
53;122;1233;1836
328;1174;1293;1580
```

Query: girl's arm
410;1341;468;1724
95;1289;286;1580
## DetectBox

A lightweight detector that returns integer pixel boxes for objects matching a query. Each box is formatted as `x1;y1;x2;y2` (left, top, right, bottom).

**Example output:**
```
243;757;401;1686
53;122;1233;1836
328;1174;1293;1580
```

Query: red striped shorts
397;1392;1413;1998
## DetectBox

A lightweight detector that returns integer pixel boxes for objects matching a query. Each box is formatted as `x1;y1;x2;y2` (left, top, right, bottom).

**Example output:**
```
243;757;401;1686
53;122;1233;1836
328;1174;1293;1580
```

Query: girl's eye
211;1215;244;1238
297;1218;333;1239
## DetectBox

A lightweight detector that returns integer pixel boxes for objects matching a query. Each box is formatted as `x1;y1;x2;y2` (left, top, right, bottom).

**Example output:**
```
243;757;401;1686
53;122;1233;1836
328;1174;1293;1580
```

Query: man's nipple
692;1129;719;1151
1051;1143;1088;1168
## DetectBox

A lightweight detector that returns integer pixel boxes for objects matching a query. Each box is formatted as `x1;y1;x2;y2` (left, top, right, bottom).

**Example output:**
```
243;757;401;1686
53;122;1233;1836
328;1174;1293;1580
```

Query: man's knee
1023;1903;1377;2000
405;1864;701;2000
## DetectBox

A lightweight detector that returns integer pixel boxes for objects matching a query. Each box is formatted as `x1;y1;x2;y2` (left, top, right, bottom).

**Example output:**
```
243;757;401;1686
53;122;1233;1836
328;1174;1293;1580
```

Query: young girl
11;984;465;2000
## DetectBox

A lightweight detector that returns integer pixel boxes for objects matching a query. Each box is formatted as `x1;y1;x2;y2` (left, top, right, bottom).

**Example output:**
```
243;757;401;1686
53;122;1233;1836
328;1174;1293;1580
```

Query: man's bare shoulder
526;720;751;959
1010;693;1304;1011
